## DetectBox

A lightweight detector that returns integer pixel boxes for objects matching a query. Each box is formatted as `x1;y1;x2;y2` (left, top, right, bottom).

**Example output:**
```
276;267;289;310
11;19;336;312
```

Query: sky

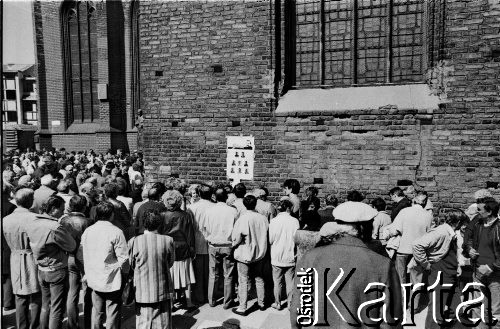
3;0;36;65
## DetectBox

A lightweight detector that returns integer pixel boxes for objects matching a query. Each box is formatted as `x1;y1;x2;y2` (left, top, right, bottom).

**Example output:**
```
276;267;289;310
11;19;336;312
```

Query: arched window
61;1;99;124
131;0;140;127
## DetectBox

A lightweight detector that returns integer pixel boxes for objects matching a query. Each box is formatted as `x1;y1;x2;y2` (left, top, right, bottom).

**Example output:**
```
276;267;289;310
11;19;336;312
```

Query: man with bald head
3;188;42;329
32;174;57;214
135;187;166;235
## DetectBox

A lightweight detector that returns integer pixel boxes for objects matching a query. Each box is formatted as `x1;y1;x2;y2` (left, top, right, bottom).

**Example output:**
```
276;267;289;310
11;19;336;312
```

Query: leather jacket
463;216;500;275
60;212;93;272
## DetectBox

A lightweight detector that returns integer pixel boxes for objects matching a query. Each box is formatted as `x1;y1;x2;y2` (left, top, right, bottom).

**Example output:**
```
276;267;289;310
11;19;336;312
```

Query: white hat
332;201;378;223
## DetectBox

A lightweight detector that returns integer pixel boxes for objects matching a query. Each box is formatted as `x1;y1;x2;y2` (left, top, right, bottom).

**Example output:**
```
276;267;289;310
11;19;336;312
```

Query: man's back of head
68;195;88;213
198;184;213;201
283;179;300;194
40;174;54;188
15;188;35;209
148;187;161;201
104;183;118;200
325;194;338;207
95;201;114;221
413;192;428;207
234;183;247;199
243;195;257;211
214;188;228;203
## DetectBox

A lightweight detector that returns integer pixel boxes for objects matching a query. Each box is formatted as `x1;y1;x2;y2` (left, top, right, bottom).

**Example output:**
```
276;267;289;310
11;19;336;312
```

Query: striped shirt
129;231;175;303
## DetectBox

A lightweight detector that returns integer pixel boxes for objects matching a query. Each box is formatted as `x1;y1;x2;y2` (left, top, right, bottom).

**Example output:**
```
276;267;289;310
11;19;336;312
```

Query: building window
131;0;141;127
61;1;99;124
285;0;426;88
23;102;38;125
6;90;17;100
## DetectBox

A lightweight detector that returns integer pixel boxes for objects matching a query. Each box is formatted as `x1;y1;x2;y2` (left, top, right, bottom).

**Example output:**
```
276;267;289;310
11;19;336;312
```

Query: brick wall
33;0;135;152
140;0;500;208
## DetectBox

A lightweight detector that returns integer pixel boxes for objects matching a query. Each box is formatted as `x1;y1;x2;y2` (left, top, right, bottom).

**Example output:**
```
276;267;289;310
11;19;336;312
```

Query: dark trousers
2;274;15;309
425;270;460;329
91;289;122;329
67;271;92;329
192;254;209;304
395;253;412;284
82;281;93;329
208;245;235;307
15;292;41;329
38;268;68;329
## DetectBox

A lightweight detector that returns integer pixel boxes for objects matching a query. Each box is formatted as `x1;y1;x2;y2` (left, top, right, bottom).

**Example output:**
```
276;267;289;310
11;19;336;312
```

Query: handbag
122;239;135;306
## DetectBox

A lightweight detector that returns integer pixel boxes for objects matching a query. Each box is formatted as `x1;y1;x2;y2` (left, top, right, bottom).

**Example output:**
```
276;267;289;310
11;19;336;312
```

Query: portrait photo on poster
226;136;255;182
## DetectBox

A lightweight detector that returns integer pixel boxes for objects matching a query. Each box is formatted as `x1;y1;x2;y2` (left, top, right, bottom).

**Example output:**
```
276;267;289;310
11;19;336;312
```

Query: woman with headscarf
159;190;197;311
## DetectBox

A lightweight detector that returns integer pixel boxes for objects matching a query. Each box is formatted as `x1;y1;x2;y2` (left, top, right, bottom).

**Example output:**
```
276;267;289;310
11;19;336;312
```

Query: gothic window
131;0;141;127
62;1;99;124
285;0;427;88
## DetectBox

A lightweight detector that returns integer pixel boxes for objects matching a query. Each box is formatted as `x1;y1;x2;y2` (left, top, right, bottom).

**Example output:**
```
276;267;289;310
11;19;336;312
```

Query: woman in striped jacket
129;209;175;329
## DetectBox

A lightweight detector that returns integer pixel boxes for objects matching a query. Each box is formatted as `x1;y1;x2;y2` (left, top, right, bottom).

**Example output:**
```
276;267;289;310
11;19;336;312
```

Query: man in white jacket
269;198;299;310
231;195;269;316
203;188;238;309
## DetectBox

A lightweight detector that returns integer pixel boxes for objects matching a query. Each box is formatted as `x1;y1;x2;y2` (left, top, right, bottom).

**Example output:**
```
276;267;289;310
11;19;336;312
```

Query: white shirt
232;210;269;264
188;199;214;254
81;221;129;292
385;204;432;254
203;202;237;245
269;212;299;267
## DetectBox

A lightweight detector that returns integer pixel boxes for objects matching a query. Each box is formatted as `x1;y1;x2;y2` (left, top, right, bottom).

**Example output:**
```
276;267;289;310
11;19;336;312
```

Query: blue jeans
472;274;500;329
208;245;235;307
38;268;68;329
395;253;411;284
91;289;122;329
272;265;295;308
67;270;93;329
237;259;265;311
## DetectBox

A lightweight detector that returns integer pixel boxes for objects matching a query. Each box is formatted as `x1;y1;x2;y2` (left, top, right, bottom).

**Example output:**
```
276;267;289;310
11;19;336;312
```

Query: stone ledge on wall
276;84;441;116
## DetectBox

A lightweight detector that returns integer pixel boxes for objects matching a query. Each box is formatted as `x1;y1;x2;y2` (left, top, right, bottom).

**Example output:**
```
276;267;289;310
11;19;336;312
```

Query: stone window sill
276;84;440;116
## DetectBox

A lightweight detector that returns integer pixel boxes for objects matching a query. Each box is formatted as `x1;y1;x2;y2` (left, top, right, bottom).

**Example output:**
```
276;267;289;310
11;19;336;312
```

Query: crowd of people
1;147;499;329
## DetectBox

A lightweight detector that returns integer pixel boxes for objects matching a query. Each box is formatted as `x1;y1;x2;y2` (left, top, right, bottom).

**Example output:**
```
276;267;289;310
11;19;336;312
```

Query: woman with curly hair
159;190;197;311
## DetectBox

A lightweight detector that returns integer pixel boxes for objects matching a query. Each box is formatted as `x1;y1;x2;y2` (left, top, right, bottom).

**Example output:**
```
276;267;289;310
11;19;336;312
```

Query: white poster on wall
227;135;254;183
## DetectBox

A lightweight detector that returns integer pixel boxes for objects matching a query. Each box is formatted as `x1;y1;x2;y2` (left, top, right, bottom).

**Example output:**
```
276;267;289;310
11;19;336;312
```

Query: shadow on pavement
172;313;198;329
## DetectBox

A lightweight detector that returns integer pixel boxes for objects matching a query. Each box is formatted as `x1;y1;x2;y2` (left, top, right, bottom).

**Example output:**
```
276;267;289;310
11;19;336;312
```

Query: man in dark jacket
27;195;77;329
135;187;167;235
60;195;93;329
290;205;402;328
463;197;500;327
90;183;132;240
389;187;411;221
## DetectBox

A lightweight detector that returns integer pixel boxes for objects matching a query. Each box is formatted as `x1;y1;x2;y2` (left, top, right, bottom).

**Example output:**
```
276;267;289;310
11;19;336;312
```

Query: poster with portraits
227;136;254;182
